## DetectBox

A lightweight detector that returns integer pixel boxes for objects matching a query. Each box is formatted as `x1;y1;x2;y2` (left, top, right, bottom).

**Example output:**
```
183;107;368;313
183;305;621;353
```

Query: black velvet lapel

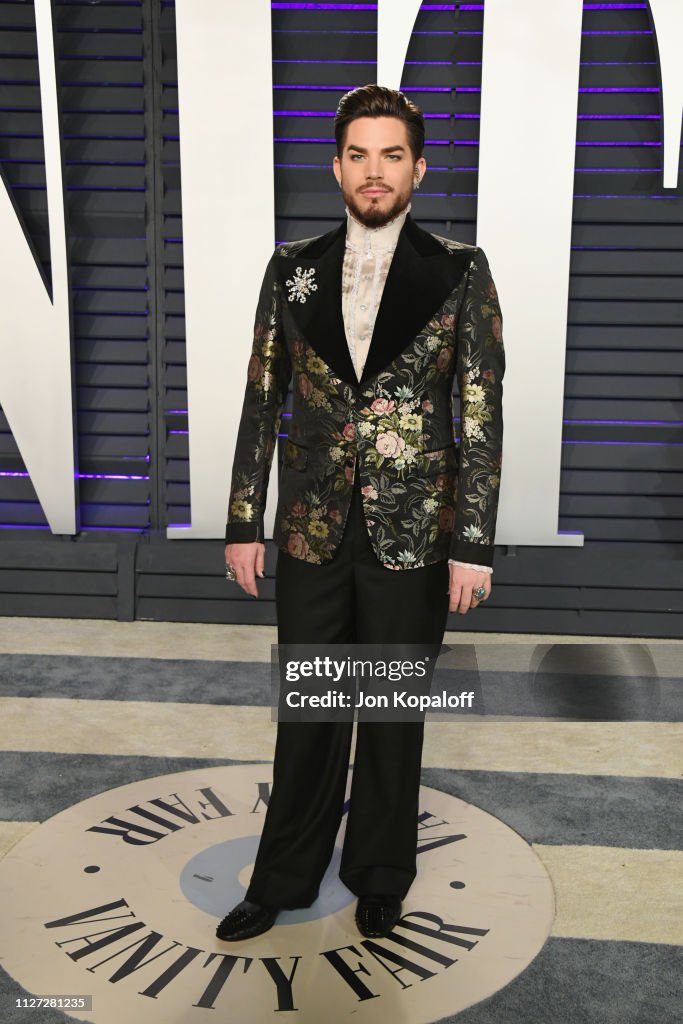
361;215;472;384
275;212;473;388
275;220;356;384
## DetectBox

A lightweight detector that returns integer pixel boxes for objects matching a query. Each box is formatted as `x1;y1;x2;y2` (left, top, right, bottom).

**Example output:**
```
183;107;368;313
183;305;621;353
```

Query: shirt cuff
448;559;493;574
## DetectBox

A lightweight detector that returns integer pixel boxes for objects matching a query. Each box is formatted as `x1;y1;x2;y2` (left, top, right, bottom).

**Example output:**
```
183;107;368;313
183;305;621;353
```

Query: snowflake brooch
286;265;318;304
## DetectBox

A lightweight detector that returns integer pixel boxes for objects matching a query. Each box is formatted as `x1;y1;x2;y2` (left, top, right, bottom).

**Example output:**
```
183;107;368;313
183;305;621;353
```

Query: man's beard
341;180;413;228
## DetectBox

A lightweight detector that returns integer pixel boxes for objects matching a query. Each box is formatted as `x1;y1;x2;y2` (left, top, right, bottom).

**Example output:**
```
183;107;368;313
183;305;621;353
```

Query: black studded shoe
216;900;279;941
355;894;402;938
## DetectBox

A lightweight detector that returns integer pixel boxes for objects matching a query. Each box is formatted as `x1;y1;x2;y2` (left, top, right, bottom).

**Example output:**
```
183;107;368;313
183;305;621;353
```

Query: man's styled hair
334;85;425;165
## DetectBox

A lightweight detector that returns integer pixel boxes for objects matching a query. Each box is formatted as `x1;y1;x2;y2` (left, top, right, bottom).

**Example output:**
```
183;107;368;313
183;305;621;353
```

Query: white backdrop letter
476;0;585;546
0;0;76;533
168;0;275;538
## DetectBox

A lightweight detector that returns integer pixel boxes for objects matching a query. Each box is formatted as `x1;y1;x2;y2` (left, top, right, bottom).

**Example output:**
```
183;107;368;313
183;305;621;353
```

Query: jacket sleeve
224;250;292;544
450;247;505;567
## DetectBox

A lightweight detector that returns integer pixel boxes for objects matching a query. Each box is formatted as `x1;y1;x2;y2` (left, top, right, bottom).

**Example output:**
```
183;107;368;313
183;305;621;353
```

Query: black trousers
245;476;450;909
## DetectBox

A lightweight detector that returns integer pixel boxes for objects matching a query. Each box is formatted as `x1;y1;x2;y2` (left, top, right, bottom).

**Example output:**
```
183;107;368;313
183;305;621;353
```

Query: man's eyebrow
346;144;406;154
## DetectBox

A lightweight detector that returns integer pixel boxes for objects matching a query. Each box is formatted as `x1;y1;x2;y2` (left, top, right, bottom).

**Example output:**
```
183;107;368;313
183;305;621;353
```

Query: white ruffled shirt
341;202;492;576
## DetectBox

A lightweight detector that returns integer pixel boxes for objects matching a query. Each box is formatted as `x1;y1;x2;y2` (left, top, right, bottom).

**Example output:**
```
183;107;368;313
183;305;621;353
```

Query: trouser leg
338;508;450;899
244;510;356;909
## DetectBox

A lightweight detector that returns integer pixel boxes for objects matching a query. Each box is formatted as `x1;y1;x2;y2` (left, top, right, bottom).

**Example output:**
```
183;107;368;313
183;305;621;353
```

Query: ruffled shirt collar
344;200;411;255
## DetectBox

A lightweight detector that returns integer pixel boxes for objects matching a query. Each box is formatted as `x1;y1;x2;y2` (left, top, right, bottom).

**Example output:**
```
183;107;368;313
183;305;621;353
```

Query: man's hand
225;542;265;598
448;563;491;615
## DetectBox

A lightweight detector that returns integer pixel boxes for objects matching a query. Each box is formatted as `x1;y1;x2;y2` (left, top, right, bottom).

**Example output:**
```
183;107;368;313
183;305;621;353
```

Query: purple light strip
0;524;147;534
578;115;661;120
0;471;150;480
582;30;652;35
563;440;683;446
581;87;659;93
567;419;683;426
574;193;678;198
575;167;663;172
576;141;661;146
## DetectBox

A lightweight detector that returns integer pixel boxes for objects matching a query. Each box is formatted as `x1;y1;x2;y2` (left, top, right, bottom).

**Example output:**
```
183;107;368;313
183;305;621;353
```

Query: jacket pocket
283;437;308;471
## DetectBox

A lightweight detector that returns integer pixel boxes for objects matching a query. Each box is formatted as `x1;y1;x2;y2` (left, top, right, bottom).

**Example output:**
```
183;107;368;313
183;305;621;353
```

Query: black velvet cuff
449;538;495;568
224;521;263;544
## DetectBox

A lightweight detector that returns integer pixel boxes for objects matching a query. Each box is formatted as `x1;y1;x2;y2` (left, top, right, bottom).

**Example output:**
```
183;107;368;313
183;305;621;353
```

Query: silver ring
225;564;237;582
473;586;487;600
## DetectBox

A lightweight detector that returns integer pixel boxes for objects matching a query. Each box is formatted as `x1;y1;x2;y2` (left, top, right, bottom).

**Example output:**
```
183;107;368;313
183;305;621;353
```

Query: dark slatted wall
0;1;681;635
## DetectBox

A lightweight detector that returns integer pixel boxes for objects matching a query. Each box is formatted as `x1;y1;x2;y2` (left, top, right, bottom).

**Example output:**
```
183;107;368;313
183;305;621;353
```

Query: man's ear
332;154;341;186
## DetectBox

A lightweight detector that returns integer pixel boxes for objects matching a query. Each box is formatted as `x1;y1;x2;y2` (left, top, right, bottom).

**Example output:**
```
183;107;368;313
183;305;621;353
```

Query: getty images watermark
270;643;482;722
268;642;668;723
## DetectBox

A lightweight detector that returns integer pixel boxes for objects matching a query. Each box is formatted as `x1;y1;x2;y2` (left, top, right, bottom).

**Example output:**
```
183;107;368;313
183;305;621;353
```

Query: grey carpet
1;751;681;850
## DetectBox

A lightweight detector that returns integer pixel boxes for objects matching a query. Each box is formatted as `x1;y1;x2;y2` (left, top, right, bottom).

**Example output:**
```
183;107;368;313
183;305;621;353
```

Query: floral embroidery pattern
286;265;318;304
226;242;504;570
225;253;292;542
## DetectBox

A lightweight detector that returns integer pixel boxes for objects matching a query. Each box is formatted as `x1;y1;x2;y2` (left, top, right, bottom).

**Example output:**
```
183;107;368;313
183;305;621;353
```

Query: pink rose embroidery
287;532;310;558
361;485;378;500
376;431;405;458
342;422;356;440
422;399;434;413
371;398;396;414
491;316;502;340
290;501;308;518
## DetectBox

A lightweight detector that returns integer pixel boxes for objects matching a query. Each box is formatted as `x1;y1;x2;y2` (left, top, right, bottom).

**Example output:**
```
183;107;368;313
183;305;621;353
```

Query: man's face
333;116;426;228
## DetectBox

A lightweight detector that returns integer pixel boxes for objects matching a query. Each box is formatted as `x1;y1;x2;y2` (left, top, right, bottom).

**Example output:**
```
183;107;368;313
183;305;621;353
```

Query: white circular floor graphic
0;765;555;1023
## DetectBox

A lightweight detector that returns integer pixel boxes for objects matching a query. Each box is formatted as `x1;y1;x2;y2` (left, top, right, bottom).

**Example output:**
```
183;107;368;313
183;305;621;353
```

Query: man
217;85;504;941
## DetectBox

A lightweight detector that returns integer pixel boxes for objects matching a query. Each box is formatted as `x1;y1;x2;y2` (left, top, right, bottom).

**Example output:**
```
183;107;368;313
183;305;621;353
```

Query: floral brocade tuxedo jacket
224;212;505;571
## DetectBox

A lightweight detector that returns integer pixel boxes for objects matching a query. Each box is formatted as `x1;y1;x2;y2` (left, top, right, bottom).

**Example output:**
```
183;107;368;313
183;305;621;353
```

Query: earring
414;176;421;190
